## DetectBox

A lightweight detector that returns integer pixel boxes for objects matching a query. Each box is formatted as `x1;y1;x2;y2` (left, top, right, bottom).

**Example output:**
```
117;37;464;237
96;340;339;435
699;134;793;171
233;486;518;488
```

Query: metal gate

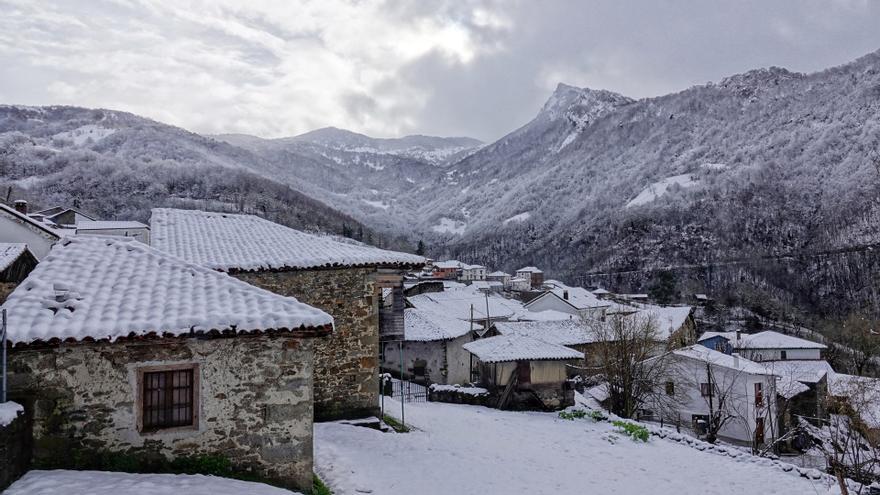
390;378;427;403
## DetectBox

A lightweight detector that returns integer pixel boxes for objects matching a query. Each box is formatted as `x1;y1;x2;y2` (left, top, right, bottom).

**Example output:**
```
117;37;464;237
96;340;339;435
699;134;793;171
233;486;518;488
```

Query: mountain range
2;48;880;321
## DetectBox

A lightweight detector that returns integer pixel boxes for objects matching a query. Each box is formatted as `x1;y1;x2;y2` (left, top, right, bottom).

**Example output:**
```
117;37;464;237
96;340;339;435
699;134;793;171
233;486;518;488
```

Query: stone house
463;334;580;410
150;208;424;421
2;236;334;491
515;266;544;289
381;308;477;385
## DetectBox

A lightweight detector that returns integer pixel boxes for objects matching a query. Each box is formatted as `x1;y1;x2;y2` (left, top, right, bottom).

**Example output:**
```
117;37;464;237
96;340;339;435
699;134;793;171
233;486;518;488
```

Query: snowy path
5;470;300;495
316;400;843;495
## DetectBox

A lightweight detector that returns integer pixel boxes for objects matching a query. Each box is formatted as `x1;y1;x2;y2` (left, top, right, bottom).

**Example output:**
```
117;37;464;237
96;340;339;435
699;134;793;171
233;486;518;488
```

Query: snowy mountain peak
539;83;633;122
719;66;805;97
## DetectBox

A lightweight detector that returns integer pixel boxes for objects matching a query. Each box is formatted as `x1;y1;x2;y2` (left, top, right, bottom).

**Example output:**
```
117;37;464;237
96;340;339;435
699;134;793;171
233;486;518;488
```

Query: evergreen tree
416;239;425;256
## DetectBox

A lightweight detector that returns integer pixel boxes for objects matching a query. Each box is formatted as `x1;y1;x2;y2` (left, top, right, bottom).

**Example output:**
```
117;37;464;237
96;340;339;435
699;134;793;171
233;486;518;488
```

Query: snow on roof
1;236;333;345
764;359;834;384
513;309;574;322
462;264;485;270
487;271;509;277
776;375;811;399
408;285;524;322
509;277;528;282
592;288;610;295
471;281;490;289
829;373;880;428
672;345;772;375
549;286;609;310
637;306;693;339
516;266;542;273
150;208;424;272
738;331;826;350
494;320;596;346
698;330;825;350
77;220;149;230
463;334;582;363
404;308;475;341
0;243;28;271
0;202;63;240
433;260;462;269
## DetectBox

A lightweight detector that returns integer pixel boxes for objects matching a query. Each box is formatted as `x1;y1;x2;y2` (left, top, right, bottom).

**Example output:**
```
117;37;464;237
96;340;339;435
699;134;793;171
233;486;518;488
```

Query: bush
612;420;650;442
558;410;588;420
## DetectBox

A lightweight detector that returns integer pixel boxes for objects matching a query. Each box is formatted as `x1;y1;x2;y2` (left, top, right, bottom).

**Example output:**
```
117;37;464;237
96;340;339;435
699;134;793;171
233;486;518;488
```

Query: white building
486;271;510;285
648;345;779;446
524;286;610;320
515;266;543;289
460;264;486;281
698;330;826;362
0;202;61;259
382;308;477;385
507;277;531;292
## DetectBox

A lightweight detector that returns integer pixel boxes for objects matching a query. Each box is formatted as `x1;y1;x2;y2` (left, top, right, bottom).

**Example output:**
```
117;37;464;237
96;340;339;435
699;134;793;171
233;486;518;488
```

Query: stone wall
8;334;315;491
236;267;380;421
0;404;32;491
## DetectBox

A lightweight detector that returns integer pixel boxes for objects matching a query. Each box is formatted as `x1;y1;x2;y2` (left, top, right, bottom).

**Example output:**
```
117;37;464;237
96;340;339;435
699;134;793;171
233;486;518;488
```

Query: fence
388;378;427;403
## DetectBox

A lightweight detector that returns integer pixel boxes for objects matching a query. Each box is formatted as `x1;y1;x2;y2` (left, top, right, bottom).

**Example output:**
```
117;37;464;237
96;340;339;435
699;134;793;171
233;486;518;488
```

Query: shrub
313;474;333;495
558;410;588;420
612;420;650;442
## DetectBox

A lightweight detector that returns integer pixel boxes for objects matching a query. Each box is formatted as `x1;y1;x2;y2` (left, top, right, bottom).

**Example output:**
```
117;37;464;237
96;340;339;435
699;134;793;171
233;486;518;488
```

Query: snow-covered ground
316;398;844;495
5;470;300;495
626;173;698;207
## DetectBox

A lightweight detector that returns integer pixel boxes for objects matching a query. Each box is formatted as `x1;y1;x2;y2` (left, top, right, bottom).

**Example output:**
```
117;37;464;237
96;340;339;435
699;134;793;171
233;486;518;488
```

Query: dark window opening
142;368;195;431
700;382;713;397
665;381;675;396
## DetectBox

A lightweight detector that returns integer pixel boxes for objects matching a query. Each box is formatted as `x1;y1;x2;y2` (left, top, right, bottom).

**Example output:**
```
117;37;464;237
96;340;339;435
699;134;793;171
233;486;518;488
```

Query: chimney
735;330;741;342
13;200;27;215
732;353;740;368
563;290;569;300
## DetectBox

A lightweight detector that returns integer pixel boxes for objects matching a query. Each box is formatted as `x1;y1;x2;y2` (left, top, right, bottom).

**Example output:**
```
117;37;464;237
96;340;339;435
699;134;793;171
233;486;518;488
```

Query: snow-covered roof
494;320;596;346
471;281;490;290
0;202;63;240
592;288;610;295
462;264;484;270
672;345;773;375
509;277;528;282
638;306;693;339
487;271;509;277
404;308;475;341
776;375;811;399
516;266;542;273
150;208;424;272
739;331;826;350
407;285;524;322
698;330;826;350
77;220;149;230
463;334;582;363
433;260;462;269
1;236;333;345
765;359;834;384
0;243;28;272
513;309;574;322
549;286;609;310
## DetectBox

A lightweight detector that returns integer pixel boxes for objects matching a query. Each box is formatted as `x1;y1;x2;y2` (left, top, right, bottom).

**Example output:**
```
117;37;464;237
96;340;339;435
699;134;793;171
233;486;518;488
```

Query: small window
138;364;199;432
665;381;675;396
700;382;713;397
780;350;787;360
754;382;764;407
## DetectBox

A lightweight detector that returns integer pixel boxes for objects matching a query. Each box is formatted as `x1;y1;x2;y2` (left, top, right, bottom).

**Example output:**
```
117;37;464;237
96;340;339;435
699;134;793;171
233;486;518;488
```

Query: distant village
0;199;878;492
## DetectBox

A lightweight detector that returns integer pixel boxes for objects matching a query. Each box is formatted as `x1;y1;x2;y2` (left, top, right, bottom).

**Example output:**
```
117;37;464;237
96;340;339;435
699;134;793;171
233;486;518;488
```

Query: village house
381;308;477;385
406;282;524;326
523;285;611;320
486;270;510;285
514;266;544;289
697;330;826;362
2;236;334;491
647;345;780;447
0;201;62;259
33;206;95;227
150;208;424;421
460;264;486;281
493;319;592;371
432;260;462;280
463;334;581;410
75;220;151;244
507;276;531;292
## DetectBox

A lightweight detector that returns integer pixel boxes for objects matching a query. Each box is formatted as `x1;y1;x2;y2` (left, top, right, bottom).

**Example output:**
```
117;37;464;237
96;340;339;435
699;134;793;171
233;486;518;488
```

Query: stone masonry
8;334;316;491
236;267;381;421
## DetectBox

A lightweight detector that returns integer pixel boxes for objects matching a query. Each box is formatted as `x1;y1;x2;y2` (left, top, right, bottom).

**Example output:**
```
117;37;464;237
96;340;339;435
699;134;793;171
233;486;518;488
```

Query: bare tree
587;313;673;418
801;375;880;494
827;312;880;376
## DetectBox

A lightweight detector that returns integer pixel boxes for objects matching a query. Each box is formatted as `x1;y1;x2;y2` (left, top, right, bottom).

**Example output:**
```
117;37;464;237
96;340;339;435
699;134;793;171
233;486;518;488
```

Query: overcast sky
2;0;879;142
